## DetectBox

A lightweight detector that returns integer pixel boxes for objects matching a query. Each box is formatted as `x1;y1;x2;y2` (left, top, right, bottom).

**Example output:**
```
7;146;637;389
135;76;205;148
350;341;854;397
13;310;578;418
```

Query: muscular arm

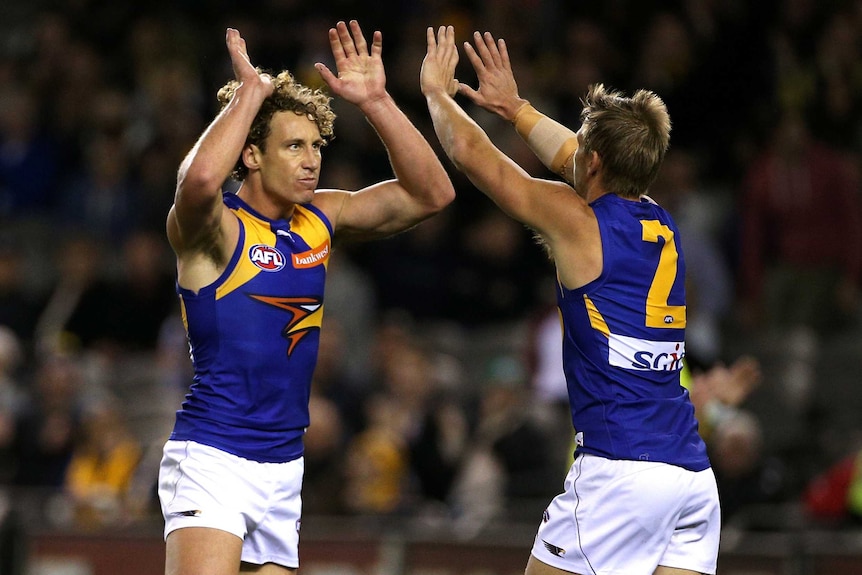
422;27;600;288
168;29;272;285
314;20;454;241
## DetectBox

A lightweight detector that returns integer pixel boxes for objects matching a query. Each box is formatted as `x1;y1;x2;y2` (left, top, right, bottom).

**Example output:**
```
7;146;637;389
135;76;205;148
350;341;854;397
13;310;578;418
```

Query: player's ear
587;150;601;177
243;144;261;171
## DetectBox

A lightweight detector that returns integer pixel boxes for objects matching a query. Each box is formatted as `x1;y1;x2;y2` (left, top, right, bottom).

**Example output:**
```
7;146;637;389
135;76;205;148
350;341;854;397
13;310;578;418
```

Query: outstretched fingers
426;25;437;52
330;20;376;59
471;31;502;69
327;26;345;63
422;25;459;97
369;28;383;59
437;26;458;70
346;19;367;56
497;37;511;70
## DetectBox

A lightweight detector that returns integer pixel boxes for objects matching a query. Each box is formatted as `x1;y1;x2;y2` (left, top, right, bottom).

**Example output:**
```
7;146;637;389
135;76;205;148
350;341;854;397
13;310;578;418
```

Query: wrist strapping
512;103;578;179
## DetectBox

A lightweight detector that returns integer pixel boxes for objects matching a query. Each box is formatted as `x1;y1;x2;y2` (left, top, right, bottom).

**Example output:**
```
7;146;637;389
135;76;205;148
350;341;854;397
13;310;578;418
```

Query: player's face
255;111;323;205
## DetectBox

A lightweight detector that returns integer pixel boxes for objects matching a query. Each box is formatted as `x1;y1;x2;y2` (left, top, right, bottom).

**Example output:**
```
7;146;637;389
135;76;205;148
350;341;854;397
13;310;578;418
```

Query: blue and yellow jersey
170;192;332;463
557;193;710;471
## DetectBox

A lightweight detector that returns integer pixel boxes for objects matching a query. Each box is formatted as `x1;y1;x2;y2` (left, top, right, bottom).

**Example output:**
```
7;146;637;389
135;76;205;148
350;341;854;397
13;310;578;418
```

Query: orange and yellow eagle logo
248;295;323;356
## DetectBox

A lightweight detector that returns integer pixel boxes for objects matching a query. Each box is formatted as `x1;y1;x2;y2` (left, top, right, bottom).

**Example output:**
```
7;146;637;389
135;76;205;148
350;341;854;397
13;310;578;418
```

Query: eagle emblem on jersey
248;295;323;356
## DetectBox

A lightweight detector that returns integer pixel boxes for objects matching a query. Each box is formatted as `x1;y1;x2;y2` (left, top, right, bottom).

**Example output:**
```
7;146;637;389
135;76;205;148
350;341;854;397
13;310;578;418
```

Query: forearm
178;83;267;197
361;94;454;210
426;90;532;222
425;91;490;174
511;102;578;183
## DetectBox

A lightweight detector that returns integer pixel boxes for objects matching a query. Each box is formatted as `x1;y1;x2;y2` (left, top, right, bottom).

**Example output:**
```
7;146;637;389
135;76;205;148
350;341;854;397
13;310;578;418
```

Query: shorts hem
659;561;716;575
240;555;298;570
163;520;245;542
530;549;588;574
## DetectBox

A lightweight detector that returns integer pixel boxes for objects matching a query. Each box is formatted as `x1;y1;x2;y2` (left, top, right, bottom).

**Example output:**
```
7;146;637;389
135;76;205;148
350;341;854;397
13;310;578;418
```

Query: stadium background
1;0;862;573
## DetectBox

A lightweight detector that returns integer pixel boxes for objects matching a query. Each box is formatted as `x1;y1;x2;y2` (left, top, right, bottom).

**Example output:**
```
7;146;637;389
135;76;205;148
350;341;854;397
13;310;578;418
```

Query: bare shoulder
527;179;595;239
530;182;602;290
309;188;350;227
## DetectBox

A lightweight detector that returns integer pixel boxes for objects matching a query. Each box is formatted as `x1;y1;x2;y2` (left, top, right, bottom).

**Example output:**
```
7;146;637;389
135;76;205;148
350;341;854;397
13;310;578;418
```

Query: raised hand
225;28;273;97
459;31;525;121
420;25;460;98
315;20;386;108
707;356;762;407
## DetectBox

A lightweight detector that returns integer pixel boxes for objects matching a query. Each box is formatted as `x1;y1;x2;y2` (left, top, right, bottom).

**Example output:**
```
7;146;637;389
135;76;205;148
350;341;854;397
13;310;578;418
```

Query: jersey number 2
641;220;686;329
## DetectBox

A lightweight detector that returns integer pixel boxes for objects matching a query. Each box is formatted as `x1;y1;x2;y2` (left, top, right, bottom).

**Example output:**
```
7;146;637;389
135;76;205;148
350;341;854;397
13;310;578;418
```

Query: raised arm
459;31;579;184
168;29;272;259
422;26;601;290
314;20;454;241
421;26;571;232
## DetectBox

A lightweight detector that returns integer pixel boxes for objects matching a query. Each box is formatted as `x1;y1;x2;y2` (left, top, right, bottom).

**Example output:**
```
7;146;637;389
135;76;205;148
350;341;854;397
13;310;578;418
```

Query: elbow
446;130;485;177
414;163;456;216
177;159;226;198
414;181;454;220
446;135;473;172
431;179;456;213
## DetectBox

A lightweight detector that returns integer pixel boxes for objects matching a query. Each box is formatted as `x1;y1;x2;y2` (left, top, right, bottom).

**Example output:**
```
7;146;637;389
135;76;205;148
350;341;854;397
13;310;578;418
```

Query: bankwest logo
293;240;329;269
608;334;684;371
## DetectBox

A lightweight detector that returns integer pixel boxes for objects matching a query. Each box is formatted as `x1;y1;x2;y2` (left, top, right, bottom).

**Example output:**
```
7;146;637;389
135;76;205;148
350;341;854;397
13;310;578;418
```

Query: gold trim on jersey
583;294;610;338
215;204;332;301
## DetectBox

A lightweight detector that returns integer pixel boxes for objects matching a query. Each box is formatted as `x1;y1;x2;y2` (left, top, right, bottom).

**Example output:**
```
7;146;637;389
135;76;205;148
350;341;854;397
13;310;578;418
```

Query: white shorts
158;440;304;569
531;453;720;575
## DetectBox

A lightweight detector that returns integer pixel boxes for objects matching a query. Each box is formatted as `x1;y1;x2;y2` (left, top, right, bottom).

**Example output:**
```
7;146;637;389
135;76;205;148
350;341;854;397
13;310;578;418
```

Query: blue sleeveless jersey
170;192;332;463
557;194;709;471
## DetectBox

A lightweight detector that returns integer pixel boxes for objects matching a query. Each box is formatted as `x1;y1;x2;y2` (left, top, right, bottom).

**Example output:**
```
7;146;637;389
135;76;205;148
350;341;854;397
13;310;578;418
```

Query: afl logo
249;244;285;272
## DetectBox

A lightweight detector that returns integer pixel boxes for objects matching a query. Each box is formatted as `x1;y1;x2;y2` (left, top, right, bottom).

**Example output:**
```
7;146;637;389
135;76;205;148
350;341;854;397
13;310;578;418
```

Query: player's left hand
316;20;386;109
459;31;525;122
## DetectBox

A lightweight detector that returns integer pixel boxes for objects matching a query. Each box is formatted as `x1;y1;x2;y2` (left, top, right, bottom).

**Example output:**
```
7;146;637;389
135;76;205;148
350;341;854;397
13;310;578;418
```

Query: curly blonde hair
217;69;336;181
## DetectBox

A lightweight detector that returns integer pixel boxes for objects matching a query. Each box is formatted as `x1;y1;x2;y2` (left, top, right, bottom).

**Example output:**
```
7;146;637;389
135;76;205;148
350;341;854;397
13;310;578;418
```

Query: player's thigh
240;561;296;574
526;555;585;575
654;566;705;575
166;526;243;575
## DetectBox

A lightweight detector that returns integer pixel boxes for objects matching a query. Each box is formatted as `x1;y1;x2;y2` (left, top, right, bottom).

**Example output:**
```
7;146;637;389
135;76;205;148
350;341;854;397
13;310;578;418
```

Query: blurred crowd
1;0;862;539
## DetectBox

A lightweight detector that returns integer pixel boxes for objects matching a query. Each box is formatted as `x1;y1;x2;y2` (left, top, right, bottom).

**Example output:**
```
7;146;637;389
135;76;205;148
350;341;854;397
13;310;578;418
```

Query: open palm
316;20;386;107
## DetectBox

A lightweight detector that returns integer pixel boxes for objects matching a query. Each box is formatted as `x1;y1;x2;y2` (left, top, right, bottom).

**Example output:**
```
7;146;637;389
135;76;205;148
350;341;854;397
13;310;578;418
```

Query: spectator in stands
448;207;548;328
451;354;560;537
38;230;175;357
804;444;862;527
301;393;347;516
0;85;60;219
0;243;44;354
738;111;861;338
12;353;89;489
33;233;103;356
379;337;468;512
64;400;142;527
343;392;409;515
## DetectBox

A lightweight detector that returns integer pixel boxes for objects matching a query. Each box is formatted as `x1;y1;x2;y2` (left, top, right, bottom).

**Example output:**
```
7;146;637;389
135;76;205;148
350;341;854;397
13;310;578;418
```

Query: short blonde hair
579;83;671;198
